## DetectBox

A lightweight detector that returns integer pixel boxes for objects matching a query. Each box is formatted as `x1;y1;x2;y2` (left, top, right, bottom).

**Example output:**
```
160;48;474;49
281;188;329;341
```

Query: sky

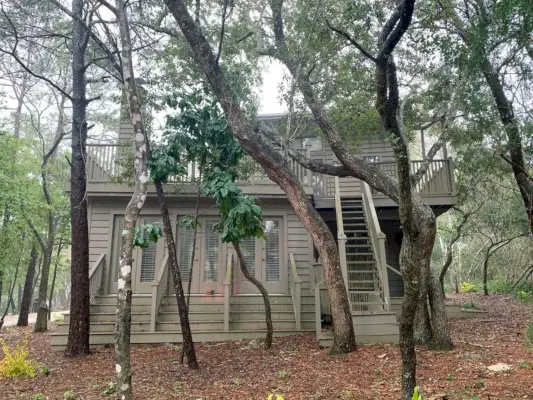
257;60;286;115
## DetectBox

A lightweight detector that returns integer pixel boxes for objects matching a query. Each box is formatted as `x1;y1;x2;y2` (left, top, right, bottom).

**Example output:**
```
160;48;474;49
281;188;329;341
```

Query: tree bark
34;226;56;332
427;267;453;350
164;0;356;355
180;181;201;365
233;241;273;349
0;244;23;330
48;239;63;320
114;2;151;397
18;245;38;326
153;179;198;369
414;266;431;345
64;0;91;357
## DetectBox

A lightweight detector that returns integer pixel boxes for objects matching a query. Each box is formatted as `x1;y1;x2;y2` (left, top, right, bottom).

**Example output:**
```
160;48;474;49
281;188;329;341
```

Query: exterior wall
88;195;313;296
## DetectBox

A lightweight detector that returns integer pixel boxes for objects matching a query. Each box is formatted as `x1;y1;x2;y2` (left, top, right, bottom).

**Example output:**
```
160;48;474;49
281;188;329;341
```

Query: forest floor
1;293;532;400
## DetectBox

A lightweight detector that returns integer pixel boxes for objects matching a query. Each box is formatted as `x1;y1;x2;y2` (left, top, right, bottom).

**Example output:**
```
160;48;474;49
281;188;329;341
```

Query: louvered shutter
140;219;160;282
114;217;125;281
241;237;256;279
203;221;219;282
178;222;194;281
264;220;280;282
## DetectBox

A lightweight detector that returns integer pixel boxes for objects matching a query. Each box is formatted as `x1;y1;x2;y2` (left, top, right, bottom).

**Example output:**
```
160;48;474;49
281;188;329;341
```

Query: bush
486;279;512;294
412;387;422;400
0;337;38;378
460;282;477;293
515;290;532;302
51;313;64;322
462;300;477;310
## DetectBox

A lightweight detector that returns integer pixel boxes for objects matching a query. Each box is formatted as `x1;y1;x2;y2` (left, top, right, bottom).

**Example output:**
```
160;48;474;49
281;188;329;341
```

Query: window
178;222;194;281
363;156;380;163
293;136;323;151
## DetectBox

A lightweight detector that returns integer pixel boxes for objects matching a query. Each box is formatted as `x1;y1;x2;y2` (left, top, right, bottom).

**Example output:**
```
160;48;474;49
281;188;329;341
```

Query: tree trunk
0;246;23;330
18;245;38;326
115;2;151;397
413;266;431;345
34;234;54;332
483;253;489;296
48;240;62;320
153;179;198;369
164;0;356;354
427;267;453;350
398;220;434;400
233;241;273;349
180;181;201;365
64;0;91;357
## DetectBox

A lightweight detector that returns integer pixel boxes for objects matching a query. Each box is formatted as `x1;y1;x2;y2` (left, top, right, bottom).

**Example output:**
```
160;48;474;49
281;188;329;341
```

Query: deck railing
87;144;455;199
89;254;106;304
150;253;169;332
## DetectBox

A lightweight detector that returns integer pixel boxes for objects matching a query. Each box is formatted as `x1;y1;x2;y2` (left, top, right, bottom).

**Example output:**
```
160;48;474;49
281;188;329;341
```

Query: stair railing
334;175;349;297
89;253;106;304
289;253;302;331
150;253;169;332
361;182;391;311
223;252;233;332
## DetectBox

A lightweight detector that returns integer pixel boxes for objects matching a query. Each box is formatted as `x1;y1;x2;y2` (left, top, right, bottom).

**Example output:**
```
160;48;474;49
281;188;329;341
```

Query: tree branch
376;0;416;62
325;19;376;63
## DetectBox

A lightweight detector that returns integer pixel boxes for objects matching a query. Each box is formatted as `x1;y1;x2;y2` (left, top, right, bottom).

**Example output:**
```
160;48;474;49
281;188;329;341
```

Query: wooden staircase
51;294;315;351
340;197;388;312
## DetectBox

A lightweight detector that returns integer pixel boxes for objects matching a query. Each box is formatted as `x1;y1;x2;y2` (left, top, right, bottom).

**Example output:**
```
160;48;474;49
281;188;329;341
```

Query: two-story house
52;113;457;350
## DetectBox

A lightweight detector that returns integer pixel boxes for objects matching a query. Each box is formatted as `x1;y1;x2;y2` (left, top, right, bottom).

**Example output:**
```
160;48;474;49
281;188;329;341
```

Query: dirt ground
1;293;532;400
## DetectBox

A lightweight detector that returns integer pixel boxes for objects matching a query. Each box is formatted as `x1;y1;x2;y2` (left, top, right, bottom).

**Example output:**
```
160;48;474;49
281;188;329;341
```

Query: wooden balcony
85;144;456;206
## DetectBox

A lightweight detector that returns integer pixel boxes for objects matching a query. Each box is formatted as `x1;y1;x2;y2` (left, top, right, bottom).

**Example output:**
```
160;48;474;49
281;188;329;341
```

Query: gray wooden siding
87;197;313;295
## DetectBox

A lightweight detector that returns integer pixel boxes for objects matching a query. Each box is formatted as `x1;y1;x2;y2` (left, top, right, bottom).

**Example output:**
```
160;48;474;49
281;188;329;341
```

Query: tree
17;244;38;326
163;0;356;356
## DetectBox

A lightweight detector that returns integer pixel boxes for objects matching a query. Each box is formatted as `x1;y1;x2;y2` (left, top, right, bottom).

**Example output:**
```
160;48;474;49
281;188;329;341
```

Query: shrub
486;279;512;294
267;395;285;400
41;365;51;376
0;337;38;378
412;387;422;400
462;300;477;310
32;394;47;400
515;290;532;302
51;313;64;322
63;390;76;400
102;381;117;396
460;282;477;293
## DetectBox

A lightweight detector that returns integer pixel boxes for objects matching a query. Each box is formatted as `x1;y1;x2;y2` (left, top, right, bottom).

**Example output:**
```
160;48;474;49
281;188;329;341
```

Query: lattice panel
178;223;194;281
264;220;280;282
203;221;220;282
114;217;125;281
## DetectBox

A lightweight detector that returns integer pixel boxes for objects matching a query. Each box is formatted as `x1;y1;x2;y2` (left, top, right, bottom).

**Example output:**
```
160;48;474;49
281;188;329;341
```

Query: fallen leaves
0;294;531;399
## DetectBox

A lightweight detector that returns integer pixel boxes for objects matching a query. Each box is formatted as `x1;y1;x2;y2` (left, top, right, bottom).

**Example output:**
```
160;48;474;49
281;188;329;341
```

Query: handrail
334;176;349;293
89;253;106;304
223;252;233;332
150;253;169;332
361;182;390;311
387;264;402;276
289;253;301;331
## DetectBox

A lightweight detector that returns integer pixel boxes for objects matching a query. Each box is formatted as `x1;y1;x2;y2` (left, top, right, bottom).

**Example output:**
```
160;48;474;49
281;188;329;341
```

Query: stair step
345;244;372;248
345;252;374;256
346;260;376;264
344;230;369;233
349;290;382;295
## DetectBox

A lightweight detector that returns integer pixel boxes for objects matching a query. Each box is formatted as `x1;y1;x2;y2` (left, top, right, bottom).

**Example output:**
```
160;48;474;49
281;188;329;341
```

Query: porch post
305;144;312;186
223;252;233;332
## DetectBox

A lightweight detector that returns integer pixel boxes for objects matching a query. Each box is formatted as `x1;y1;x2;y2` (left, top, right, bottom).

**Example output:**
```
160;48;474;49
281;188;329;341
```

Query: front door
237;218;286;294
176;216;224;294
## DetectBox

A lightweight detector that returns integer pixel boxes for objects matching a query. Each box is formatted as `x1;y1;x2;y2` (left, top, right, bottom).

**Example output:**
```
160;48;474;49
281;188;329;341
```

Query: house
51;113;457;350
